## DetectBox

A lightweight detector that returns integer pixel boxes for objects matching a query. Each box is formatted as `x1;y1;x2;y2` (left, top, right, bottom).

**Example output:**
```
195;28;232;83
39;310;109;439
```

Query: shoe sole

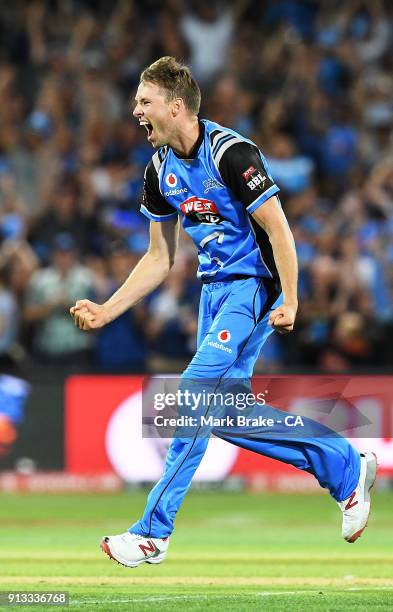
346;452;377;543
146;553;166;564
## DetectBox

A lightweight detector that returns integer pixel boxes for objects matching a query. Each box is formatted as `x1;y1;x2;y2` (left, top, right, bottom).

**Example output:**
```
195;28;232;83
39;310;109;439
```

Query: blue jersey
140;119;280;284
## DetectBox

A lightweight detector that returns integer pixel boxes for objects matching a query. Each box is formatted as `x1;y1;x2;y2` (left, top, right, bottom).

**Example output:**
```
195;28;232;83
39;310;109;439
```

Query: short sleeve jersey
140;119;280;282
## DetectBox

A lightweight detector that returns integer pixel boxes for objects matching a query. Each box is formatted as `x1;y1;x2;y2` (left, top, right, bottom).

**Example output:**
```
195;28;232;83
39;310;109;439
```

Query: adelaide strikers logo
165;173;177;188
218;330;231;343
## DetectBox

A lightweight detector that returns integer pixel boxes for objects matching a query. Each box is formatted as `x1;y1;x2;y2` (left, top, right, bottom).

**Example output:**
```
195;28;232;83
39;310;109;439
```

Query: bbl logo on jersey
217;330;231;343
165;173;178;188
242;166;267;191
180;196;224;224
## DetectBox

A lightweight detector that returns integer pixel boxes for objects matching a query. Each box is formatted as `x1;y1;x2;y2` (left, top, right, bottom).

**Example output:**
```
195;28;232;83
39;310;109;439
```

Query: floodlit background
0;2;392;608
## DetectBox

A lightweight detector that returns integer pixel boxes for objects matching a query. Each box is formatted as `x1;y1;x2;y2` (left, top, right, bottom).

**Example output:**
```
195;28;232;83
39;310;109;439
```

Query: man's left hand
268;303;297;334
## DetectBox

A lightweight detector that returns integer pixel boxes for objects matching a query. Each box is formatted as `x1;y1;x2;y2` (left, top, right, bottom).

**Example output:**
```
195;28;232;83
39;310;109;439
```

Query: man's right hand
70;300;111;331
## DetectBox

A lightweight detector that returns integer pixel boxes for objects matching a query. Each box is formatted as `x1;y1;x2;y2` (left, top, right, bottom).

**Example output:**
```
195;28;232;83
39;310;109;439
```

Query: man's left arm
217;141;298;333
252;196;298;334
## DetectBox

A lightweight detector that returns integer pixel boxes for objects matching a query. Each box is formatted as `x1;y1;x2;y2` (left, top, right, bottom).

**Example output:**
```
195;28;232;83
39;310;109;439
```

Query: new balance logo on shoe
139;540;159;557
344;491;358;511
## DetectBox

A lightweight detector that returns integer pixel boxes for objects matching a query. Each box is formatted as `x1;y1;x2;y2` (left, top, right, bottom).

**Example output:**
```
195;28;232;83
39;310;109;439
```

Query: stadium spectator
29;176;93;263
94;241;148;372
178;1;236;85
0;265;19;369
24;232;95;365
0;0;390;373
146;250;199;372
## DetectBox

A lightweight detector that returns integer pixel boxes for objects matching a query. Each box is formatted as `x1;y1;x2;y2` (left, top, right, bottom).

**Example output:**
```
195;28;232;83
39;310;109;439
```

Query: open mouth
140;121;154;140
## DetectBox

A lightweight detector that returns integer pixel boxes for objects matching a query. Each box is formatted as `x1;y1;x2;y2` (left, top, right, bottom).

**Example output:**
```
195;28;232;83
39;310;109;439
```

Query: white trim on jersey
152;151;161;174
214;136;244;166
151;148;170;197
210;133;242;183
211;130;233;150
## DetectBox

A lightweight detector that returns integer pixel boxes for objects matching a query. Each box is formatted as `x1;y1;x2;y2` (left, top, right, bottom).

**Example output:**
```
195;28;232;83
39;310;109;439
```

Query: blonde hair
140;56;201;115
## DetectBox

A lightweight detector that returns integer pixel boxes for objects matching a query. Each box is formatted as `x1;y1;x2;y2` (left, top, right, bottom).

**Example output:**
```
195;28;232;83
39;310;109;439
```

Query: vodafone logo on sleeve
165;173;177;188
218;330;231;343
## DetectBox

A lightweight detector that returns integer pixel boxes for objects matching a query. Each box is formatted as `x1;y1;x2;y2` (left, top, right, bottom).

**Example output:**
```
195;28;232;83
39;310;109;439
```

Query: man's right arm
104;218;179;320
71;218;179;330
71;157;179;330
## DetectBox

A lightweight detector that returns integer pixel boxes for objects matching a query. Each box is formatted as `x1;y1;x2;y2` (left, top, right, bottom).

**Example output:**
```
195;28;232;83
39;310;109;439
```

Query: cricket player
70;57;377;568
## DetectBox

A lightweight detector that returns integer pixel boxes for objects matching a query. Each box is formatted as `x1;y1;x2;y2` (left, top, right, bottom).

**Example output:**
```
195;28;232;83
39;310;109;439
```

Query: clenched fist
70;300;111;331
268;303;297;334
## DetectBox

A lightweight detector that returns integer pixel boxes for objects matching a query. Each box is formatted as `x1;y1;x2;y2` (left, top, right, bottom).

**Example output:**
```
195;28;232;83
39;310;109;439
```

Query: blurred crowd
0;0;392;375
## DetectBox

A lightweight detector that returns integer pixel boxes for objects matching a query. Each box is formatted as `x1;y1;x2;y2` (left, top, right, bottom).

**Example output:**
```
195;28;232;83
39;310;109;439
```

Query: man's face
133;81;174;148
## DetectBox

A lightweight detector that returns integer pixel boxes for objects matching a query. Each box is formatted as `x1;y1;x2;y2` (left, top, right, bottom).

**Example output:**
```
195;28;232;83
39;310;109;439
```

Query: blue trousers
131;278;360;537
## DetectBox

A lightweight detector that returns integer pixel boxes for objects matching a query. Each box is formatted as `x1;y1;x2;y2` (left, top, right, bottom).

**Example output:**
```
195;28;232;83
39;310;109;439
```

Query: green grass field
0;489;392;610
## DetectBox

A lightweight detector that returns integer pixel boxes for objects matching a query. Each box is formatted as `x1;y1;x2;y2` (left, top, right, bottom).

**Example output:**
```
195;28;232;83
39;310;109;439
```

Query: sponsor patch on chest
180;196;224;224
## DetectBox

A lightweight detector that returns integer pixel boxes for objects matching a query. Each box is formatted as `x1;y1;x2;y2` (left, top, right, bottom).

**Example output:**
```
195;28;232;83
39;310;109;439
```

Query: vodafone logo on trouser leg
218;330;231;343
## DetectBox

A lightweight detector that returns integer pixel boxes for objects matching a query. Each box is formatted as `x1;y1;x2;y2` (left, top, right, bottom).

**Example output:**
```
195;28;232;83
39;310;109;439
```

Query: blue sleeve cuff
140;204;178;222
246;185;280;214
